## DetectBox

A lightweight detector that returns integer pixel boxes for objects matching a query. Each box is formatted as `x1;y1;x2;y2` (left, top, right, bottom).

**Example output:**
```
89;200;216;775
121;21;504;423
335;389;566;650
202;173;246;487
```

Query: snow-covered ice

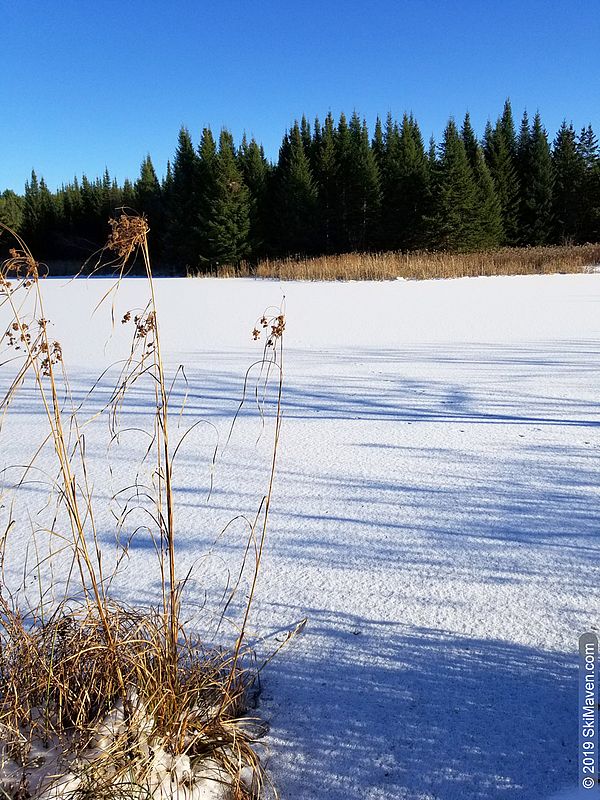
1;273;599;799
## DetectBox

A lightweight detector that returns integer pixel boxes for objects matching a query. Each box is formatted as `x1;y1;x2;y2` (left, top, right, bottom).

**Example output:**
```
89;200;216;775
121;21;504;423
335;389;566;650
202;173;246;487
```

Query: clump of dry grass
206;243;600;281
0;215;285;799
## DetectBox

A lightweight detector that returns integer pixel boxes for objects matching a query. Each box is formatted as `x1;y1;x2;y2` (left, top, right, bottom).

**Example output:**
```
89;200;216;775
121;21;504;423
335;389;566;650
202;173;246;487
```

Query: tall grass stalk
0;216;285;799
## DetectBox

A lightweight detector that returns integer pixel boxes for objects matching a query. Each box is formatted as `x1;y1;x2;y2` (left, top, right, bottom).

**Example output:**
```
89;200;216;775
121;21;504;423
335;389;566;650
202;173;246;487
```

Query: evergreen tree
520;111;554;244
22;170;42;246
196;127;218;262
578;125;600;241
371;117;385;170
135;154;164;256
273;123;318;254
428;119;480;251
344;113;381;249
238;135;270;259
461;112;479;170
0;190;24;232
300;115;312;155
202;129;251;267
395;114;430;249
483;117;520;244
472;149;503;248
499;99;518;159
165;126;201;268
334;112;353;250
121;179;136;209
552;122;584;242
379;113;402;249
314;112;338;253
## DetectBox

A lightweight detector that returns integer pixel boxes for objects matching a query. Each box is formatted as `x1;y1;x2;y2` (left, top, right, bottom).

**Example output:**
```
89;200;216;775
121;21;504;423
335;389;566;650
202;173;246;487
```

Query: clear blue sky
2;0;598;191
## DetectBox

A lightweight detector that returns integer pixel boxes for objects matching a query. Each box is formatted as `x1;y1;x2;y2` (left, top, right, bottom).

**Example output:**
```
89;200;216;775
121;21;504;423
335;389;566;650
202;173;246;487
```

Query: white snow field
1;273;599;799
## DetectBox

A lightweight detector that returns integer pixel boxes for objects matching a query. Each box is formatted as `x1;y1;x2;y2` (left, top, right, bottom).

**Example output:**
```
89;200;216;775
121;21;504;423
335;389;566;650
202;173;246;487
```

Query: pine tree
121;179;136;209
344;113;381;249
165;127;201;268
314;112;338;253
202;129;251;267
135;155;164;256
379;113;402;249
273;123;318;254
0;190;24;232
371;117;385;170
428;119;480;251
461;112;479;170
395;114;430;249
520;112;554;244
499;99;518;159
238;136;270;258
483;117;520;244
334;112;354;250
578;125;600;241
196;127;218;263
472;149;503;248
22;170;42;246
552;122;584;242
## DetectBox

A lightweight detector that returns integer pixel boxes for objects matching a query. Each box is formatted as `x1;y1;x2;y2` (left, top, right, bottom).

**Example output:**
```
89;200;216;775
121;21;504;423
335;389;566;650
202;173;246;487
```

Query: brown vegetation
211;244;600;281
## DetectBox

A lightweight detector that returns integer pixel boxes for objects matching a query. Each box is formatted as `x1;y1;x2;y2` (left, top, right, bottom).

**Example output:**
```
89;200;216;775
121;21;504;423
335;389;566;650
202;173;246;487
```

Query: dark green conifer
520;112;554;244
273;123;318;254
238;136;270;259
0;190;24;232
314;112;338;252
483;117;520;244
461;112;479;170
203;129;251;267
165;126;201;268
428;119;480;251
552;122;584;242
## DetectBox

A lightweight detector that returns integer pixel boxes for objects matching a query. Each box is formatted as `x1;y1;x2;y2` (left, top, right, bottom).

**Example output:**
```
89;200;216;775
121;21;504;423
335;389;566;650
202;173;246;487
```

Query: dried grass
206;244;600;281
0;215;285;799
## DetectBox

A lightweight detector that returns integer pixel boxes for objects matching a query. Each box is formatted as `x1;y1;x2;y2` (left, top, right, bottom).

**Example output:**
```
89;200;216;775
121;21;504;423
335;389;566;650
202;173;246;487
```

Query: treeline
1;99;599;272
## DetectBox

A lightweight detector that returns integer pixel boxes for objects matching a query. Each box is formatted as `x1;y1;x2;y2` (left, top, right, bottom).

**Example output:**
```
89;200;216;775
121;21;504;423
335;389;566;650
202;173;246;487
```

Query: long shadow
261;609;578;800
3;340;600;429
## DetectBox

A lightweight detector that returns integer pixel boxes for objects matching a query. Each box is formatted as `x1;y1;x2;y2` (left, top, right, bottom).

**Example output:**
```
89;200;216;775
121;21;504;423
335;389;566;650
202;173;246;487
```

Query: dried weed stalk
0;216;285;799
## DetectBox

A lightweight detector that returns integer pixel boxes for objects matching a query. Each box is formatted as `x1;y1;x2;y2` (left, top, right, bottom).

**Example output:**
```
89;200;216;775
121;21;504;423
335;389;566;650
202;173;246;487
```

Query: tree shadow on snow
261;610;578;800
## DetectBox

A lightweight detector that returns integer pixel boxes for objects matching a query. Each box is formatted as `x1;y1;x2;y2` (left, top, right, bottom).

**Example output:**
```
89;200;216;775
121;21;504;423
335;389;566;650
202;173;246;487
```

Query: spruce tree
273;123;318;254
371;117;385;171
379;113;403;249
22;170;42;247
499;99;518;159
135;155;164;256
520;112;554;244
428;119;480;251
203;129;251;267
334;112;353;250
165;126;201;268
395;114;430;249
483;117;520;244
472;149;503;248
344;113;381;250
552;122;584;242
461;112;479;171
578;125;600;241
196;127;218;263
314;112;338;253
121;179;137;209
238;136;270;258
0;190;24;232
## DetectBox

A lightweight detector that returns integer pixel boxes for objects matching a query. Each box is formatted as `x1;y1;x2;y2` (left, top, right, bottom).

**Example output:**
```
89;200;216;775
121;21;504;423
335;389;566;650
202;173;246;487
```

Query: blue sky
2;0;598;191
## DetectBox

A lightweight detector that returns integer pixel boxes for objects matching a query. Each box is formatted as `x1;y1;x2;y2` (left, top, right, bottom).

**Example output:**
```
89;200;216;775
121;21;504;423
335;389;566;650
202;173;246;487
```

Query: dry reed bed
217;244;600;281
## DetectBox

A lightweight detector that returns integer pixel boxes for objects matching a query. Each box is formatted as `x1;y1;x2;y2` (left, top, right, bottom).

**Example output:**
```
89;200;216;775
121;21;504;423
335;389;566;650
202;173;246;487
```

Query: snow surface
1;273;599;799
